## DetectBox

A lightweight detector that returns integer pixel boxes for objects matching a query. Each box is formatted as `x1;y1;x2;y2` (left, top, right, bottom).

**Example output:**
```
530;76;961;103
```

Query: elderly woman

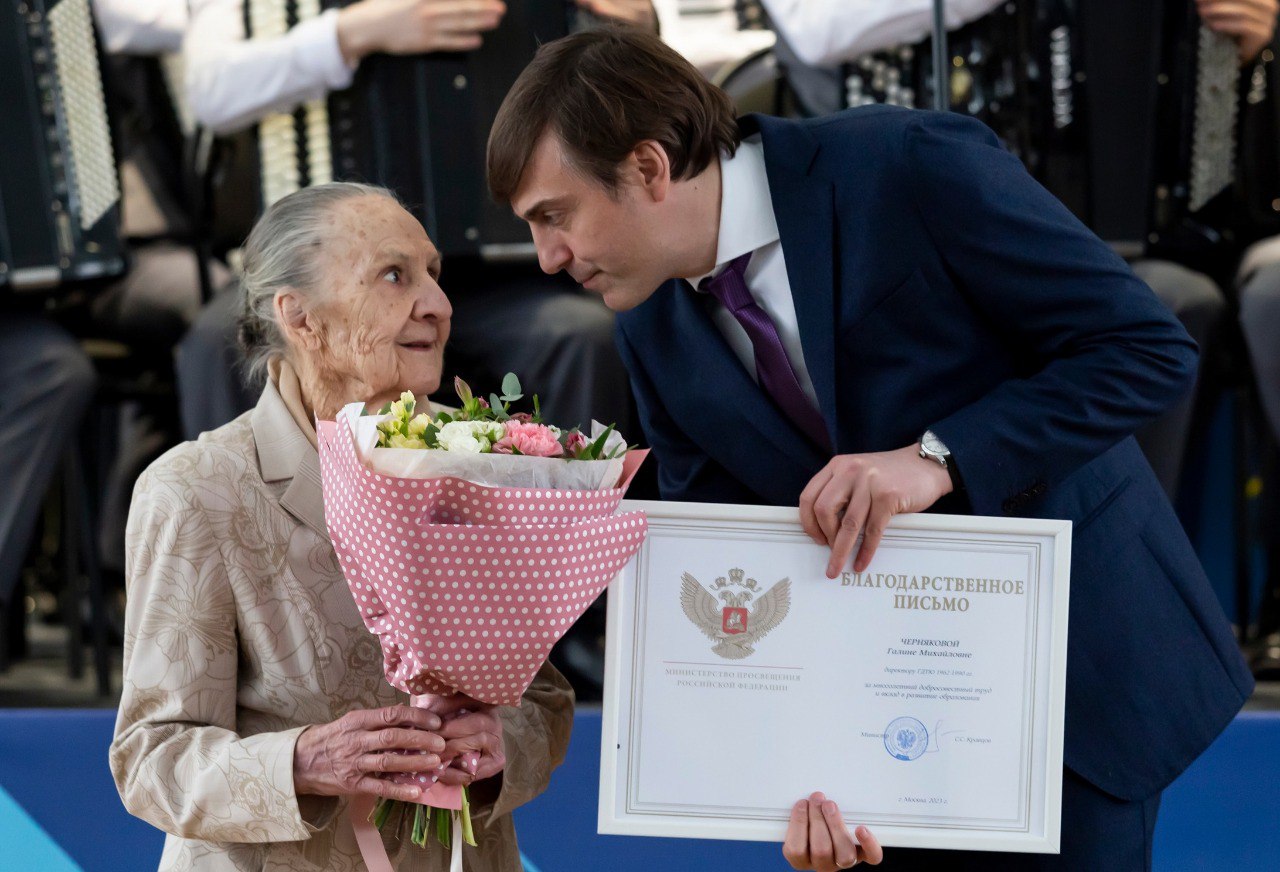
110;182;574;871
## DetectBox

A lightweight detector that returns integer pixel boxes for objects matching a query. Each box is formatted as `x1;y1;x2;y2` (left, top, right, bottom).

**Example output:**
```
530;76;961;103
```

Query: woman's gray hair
237;181;401;386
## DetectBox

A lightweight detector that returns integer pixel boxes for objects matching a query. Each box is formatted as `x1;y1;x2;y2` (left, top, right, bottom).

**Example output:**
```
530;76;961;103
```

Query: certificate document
599;501;1071;853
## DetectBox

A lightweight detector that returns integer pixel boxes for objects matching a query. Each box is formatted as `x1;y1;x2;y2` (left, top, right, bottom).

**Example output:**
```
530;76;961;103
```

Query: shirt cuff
293;8;357;91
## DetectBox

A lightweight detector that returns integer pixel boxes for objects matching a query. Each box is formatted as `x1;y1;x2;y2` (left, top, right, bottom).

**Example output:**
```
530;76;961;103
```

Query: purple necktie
701;253;831;451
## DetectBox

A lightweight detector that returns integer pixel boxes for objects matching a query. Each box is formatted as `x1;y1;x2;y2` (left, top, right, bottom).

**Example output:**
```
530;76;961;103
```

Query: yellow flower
388;400;407;422
388;433;427;449
407;413;432;437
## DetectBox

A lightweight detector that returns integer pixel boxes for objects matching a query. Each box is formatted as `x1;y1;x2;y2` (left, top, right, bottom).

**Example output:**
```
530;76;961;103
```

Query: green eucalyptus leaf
500;372;522;401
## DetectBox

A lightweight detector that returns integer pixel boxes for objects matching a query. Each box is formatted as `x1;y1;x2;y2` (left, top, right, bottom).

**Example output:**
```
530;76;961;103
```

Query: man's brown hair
487;24;740;203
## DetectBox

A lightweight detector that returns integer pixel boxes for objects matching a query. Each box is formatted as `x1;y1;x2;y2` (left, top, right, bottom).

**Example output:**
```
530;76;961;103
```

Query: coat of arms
680;568;791;660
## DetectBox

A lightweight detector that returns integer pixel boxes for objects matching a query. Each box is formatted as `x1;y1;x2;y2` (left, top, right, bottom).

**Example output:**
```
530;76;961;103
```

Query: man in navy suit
487;25;1254;871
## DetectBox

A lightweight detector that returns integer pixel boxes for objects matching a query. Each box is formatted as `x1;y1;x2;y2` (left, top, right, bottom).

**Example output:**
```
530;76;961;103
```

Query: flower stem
460;786;477;846
412;803;428;848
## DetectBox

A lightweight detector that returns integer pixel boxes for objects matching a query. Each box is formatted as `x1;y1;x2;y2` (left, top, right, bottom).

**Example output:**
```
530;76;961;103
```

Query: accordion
238;0;581;259
0;0;126;293
826;0;1239;255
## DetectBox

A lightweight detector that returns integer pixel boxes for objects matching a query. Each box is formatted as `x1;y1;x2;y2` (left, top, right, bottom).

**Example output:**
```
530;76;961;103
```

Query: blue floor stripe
0;783;83;872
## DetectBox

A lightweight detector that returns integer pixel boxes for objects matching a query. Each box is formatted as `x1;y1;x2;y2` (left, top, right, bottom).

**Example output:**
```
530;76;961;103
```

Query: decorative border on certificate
599;502;1070;854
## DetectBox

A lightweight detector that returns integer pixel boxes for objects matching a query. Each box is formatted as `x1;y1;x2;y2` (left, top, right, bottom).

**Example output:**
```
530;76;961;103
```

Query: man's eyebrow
519;197;566;222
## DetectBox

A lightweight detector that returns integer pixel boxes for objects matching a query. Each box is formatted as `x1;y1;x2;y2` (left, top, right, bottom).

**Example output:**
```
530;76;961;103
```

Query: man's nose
534;231;571;275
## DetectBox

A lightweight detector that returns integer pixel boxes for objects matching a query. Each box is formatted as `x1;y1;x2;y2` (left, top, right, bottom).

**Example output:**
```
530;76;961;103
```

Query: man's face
510;133;673;311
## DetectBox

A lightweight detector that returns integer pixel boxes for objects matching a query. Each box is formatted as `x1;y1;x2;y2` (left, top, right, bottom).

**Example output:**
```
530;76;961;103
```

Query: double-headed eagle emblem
680;568;791;660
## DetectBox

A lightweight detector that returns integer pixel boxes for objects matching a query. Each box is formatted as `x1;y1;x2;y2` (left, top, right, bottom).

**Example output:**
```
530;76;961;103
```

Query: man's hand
575;0;657;30
783;793;884;871
337;0;506;65
799;444;952;579
1198;0;1278;63
293;705;445;802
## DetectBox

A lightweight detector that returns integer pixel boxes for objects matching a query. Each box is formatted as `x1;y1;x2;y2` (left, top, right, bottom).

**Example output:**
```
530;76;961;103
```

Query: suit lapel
660;282;828;500
752;115;839;452
280;452;329;540
251;383;330;541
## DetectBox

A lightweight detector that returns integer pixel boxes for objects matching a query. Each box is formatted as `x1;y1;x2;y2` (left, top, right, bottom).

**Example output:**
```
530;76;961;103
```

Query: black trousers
880;767;1161;871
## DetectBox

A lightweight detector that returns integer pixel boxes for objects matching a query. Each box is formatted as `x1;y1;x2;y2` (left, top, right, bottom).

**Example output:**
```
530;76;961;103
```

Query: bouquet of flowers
317;374;647;870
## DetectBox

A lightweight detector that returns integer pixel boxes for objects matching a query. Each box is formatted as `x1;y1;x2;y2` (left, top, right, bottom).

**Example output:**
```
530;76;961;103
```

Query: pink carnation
493;420;565;457
564;431;590;454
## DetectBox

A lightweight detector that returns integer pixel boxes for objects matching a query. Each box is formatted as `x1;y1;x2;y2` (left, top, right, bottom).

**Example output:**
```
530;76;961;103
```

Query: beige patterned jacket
111;381;575;871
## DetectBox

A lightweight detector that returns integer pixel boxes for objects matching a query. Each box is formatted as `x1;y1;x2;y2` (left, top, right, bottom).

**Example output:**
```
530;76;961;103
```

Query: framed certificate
599;500;1071;854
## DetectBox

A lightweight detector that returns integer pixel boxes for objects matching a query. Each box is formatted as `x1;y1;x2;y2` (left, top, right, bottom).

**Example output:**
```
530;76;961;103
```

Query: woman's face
293;195;452;410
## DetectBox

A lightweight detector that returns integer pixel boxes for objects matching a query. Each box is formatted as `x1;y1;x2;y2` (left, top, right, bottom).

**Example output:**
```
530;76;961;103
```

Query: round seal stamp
884;717;929;761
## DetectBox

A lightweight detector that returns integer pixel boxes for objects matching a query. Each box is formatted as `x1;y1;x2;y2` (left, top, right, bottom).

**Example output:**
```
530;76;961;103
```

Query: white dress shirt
691;136;820;410
92;0;187;55
184;0;356;134
761;0;1007;67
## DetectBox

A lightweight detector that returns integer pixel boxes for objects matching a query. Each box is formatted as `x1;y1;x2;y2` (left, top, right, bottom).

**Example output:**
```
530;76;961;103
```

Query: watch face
922;432;949;456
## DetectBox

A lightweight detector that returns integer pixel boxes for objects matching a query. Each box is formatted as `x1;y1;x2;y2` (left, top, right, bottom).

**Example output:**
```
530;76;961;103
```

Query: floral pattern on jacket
111;382;575;871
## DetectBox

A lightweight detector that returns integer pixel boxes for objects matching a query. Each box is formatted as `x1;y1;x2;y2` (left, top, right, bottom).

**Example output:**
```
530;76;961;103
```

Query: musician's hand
576;0;657;30
338;0;506;65
782;793;884;871
1198;0;1278;63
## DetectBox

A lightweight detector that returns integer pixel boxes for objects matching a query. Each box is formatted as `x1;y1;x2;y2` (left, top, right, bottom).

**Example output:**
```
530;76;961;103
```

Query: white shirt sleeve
92;0;187;55
760;0;1008;68
184;0;356;135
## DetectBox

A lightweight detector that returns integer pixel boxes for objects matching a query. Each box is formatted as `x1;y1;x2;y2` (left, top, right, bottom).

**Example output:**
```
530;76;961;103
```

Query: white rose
436;420;495;453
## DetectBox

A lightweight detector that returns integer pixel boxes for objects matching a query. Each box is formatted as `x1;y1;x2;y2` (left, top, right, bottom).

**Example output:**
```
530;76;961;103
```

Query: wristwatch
919;430;964;492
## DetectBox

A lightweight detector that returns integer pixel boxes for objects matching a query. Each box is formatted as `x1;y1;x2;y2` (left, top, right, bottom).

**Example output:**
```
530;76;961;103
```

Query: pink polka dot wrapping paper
317;410;649;707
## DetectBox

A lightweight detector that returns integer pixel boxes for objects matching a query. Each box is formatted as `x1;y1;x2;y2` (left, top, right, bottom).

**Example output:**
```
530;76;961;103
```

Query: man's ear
275;289;322;351
631;140;672;202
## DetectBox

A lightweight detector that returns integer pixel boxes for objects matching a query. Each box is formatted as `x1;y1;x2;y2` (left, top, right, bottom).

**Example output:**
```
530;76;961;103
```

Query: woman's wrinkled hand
293;705;446;802
782;793;884;871
434;706;506;785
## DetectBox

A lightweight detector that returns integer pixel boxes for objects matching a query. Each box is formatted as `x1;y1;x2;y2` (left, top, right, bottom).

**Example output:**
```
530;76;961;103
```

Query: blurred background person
90;0;221;583
175;0;655;443
715;0;1277;507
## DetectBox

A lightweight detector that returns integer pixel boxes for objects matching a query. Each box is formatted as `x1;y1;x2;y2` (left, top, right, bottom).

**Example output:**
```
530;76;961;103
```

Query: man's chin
599;284;655;312
600;289;636;312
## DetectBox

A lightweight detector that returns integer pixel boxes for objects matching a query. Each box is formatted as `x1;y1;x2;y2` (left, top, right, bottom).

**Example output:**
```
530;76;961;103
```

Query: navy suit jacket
615;108;1253;802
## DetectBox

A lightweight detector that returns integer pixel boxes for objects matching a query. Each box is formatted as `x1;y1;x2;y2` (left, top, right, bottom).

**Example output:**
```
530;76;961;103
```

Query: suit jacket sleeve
110;457;323;843
900;112;1199;516
615;321;761;504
